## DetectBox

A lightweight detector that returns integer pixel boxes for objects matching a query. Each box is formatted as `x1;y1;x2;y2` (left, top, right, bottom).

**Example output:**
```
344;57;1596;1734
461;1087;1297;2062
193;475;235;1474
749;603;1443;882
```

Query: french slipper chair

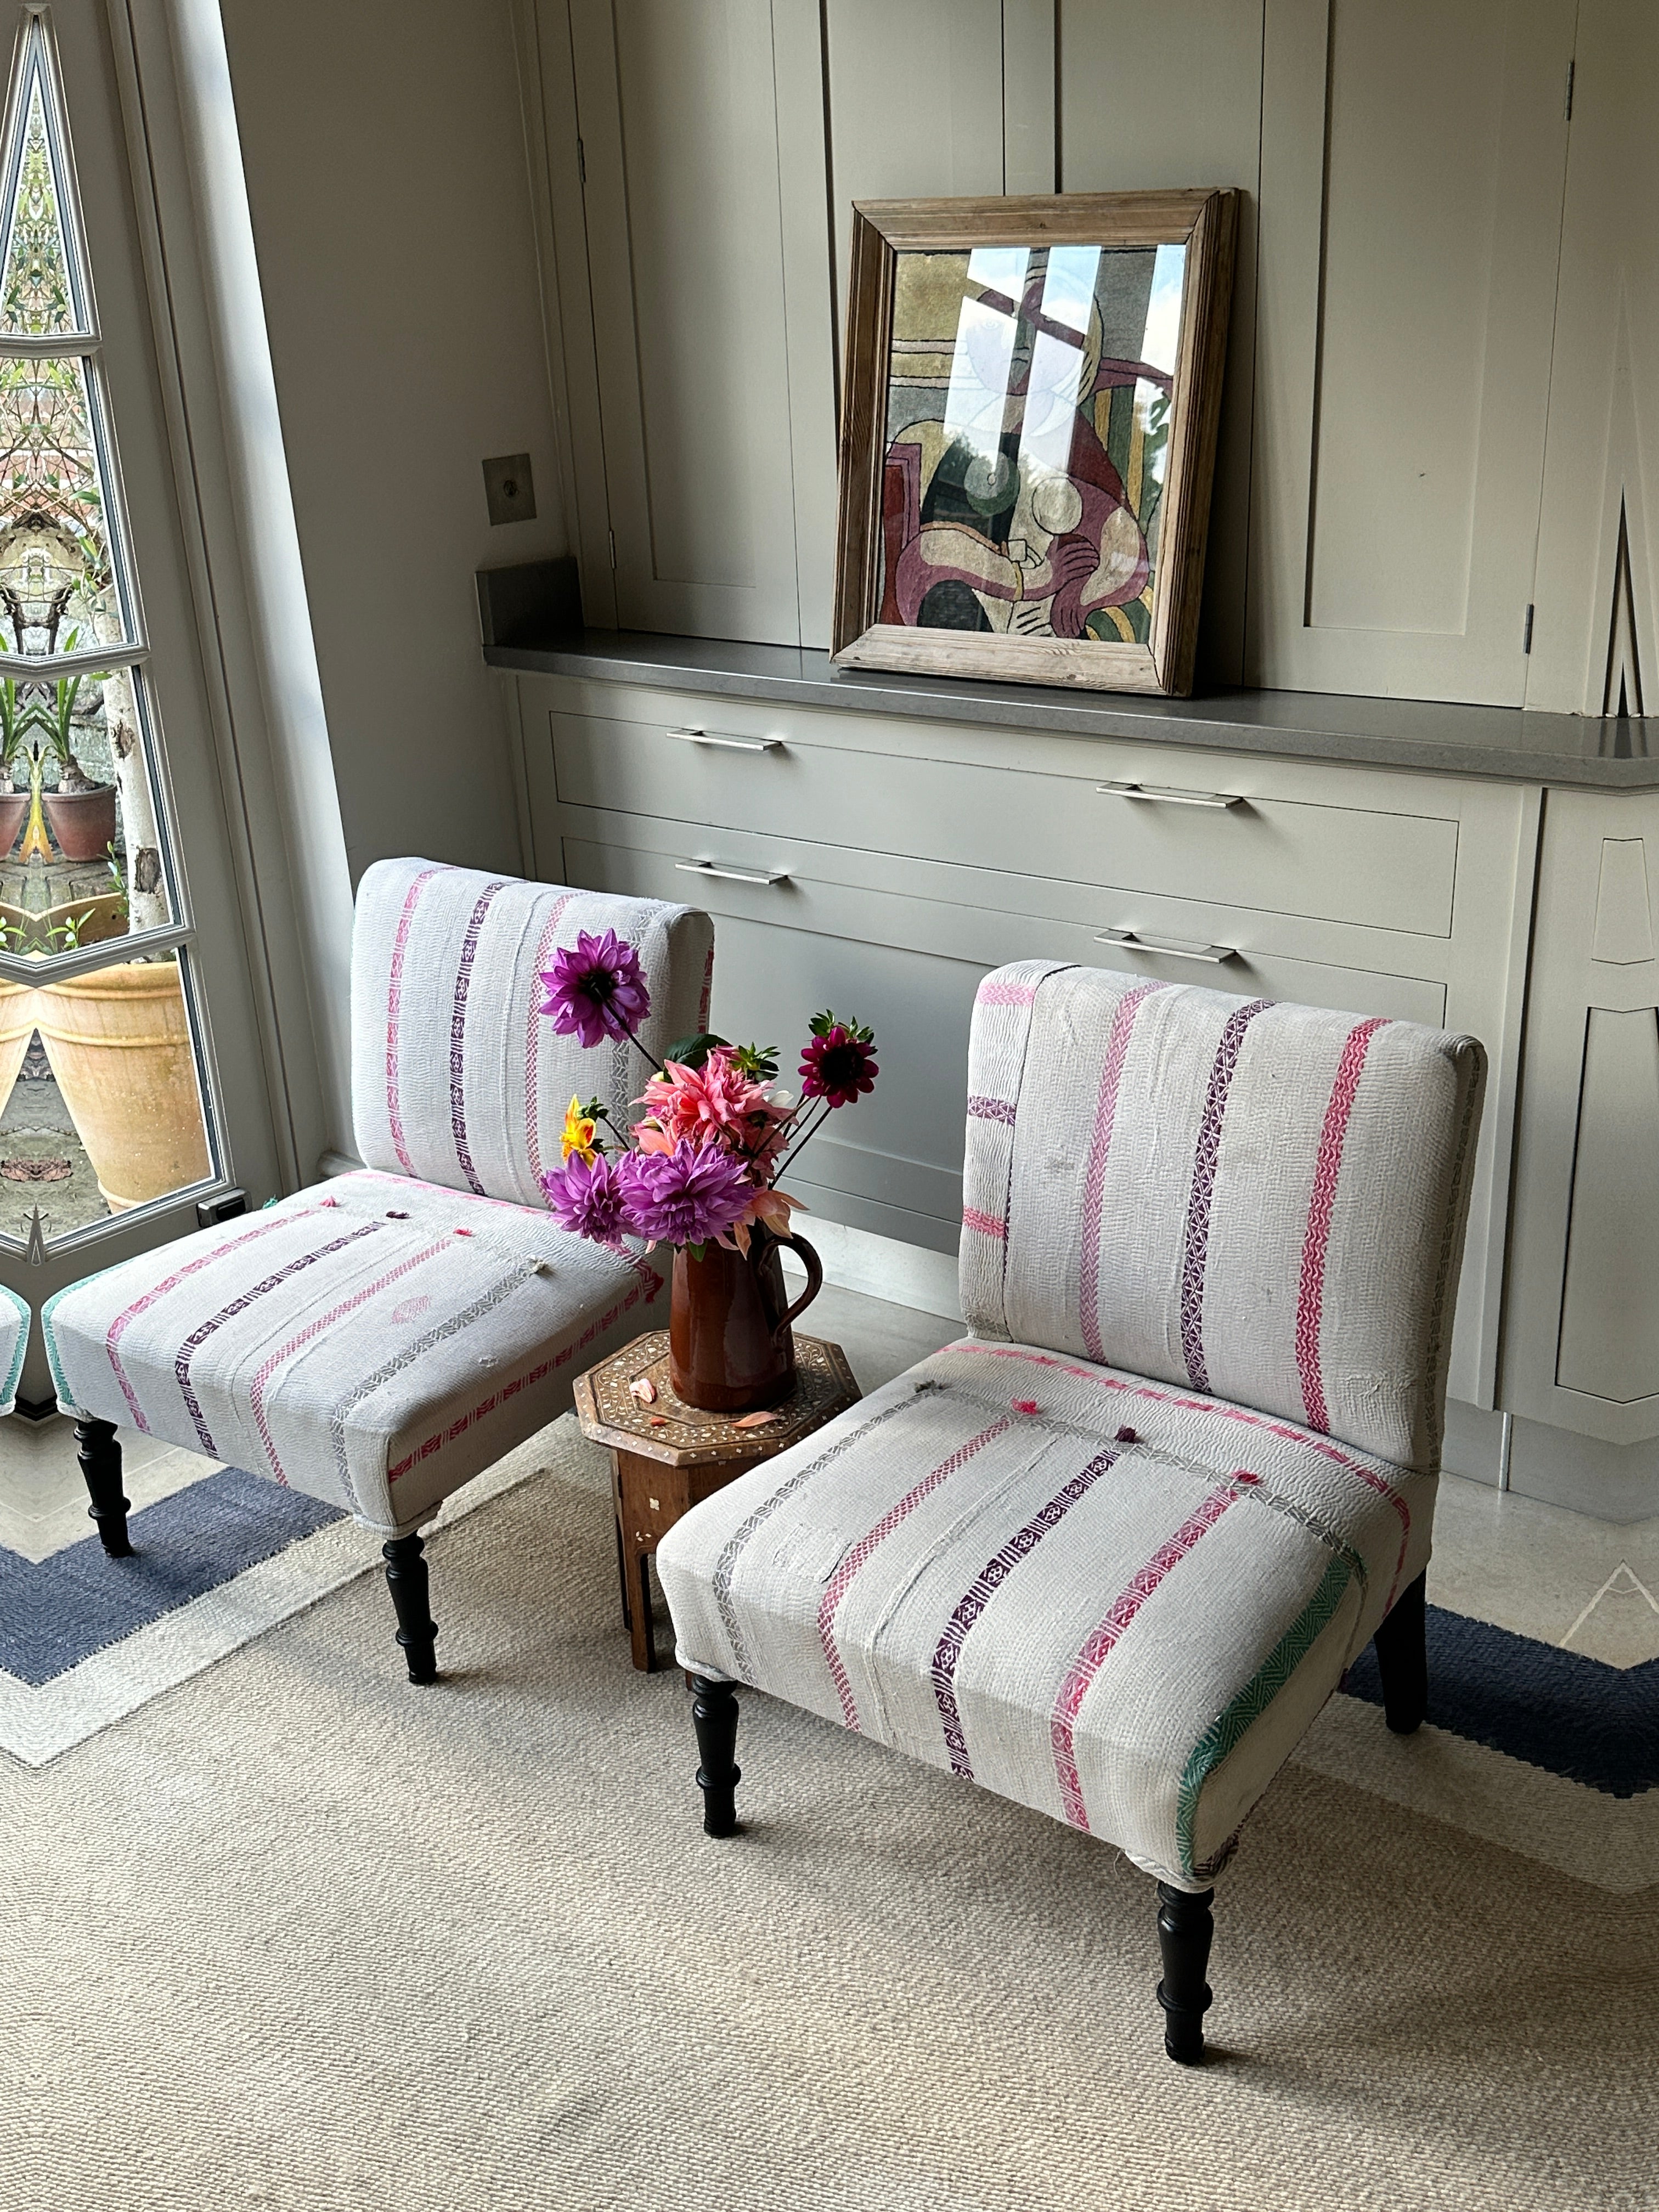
42;860;713;1681
657;962;1485;2062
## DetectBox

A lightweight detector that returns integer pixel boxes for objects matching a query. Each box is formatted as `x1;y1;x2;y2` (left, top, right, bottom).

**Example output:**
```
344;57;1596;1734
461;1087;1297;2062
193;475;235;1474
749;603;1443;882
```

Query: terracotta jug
668;1226;824;1413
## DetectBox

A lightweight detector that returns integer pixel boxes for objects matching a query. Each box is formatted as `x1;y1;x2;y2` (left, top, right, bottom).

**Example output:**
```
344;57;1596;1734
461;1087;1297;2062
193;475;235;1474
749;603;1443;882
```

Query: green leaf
665;1031;727;1070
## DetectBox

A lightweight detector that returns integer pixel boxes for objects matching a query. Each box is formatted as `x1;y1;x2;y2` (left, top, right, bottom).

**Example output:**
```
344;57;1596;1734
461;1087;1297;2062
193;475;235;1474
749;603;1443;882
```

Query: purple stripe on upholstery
173;1225;383;1453
967;1094;1017;1126
448;879;508;1196
932;1447;1119;1778
1180;1000;1271;1391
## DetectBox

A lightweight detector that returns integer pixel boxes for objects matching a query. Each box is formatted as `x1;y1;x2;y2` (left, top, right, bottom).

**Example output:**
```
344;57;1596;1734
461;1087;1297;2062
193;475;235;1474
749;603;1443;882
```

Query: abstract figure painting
833;193;1237;696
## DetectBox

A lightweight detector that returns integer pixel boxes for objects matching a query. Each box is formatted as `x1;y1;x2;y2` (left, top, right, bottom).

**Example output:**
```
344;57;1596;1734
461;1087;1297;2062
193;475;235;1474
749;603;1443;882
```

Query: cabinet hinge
1523;603;1535;654
1564;58;1575;121
577;136;586;186
608;528;617;570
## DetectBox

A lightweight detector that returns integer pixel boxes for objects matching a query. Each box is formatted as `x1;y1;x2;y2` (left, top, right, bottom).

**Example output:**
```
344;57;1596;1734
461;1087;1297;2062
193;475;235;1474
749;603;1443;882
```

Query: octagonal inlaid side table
573;1328;861;1671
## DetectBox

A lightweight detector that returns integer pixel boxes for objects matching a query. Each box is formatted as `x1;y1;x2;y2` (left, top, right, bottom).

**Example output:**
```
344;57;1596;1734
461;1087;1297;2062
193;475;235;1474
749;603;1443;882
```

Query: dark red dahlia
798;1023;878;1108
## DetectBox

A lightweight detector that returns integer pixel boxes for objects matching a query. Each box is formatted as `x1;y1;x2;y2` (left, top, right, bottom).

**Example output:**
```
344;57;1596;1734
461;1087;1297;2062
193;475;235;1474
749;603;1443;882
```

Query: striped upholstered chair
0;1283;29;1414
42;859;713;1681
657;961;1485;2062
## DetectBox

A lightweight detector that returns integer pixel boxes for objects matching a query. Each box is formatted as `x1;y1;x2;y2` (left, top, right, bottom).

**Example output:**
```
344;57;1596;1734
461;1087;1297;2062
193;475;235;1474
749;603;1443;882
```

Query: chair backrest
961;961;1486;1474
351;859;714;1210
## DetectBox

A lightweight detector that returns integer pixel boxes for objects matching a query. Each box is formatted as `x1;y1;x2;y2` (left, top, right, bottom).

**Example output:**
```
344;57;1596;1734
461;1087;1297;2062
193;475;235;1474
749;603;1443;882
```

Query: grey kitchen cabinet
517;0;1647;712
514;665;1537;1420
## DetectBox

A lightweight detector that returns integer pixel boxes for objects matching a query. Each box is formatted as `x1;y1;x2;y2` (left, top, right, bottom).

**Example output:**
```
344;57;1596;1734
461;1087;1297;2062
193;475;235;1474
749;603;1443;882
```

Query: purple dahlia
541;1150;637;1244
624;1137;753;1250
539;929;651;1051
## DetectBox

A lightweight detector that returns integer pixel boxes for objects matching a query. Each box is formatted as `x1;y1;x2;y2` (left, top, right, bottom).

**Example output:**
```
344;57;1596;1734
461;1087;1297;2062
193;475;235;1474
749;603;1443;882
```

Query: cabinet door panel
1057;1;1265;686
1249;0;1574;703
571;0;805;641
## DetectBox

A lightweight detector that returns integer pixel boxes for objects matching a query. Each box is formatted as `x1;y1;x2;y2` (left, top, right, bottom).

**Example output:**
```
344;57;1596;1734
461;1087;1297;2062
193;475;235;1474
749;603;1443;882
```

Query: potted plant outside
34;949;212;1211
0;659;26;856
38;641;116;862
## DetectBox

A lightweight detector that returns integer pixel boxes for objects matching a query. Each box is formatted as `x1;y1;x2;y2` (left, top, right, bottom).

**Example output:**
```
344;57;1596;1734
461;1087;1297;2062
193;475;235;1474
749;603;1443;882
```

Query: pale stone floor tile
1425;1467;1652;1656
1559;1564;1659;1668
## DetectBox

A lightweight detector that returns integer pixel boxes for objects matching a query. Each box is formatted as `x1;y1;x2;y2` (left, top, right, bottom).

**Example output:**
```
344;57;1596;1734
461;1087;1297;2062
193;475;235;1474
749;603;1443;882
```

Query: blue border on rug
0;1469;344;1686
1345;1604;1656;1799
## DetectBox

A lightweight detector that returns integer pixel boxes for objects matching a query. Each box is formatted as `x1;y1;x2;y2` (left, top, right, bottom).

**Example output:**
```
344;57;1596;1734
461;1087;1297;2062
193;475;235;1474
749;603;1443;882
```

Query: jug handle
772;1232;823;1340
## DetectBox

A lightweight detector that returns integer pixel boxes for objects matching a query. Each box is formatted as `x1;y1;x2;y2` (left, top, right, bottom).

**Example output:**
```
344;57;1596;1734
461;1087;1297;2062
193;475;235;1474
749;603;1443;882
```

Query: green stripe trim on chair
1176;1551;1354;1880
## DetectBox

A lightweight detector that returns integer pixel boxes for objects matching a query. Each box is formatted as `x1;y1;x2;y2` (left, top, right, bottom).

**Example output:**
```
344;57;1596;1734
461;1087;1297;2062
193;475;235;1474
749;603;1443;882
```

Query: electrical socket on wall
482;452;536;526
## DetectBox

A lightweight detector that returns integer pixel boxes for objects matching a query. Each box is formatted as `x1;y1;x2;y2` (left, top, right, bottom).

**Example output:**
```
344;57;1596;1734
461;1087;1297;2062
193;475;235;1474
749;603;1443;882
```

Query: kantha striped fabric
352;859;714;1210
961;963;1485;1475
42;862;713;1534
0;1282;28;1414
658;964;1485;1893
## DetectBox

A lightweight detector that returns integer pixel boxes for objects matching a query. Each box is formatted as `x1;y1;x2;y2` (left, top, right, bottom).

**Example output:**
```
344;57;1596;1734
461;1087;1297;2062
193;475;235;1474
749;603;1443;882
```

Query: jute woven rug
4;1425;1651;2211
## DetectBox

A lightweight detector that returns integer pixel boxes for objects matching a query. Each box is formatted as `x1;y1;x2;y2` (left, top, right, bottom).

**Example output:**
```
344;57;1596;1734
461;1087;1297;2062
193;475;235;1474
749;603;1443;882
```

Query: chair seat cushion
43;1170;663;1533
656;1336;1432;1891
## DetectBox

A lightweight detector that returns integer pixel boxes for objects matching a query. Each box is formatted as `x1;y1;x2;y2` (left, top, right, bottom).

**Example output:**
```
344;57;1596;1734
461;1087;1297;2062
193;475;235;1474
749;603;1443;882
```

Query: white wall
218;0;566;882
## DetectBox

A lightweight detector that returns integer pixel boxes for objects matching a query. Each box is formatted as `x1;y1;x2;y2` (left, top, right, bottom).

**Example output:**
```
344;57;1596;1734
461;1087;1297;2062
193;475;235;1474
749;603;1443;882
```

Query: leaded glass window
0;9;217;1251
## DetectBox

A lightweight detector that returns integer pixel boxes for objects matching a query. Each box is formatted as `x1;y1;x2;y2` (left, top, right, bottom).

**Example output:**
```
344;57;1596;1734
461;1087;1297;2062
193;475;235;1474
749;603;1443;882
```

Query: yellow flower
561;1095;598;1165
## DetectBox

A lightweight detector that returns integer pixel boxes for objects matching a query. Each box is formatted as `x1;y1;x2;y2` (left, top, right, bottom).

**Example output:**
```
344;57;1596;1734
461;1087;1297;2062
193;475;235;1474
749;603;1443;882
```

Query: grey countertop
484;630;1659;791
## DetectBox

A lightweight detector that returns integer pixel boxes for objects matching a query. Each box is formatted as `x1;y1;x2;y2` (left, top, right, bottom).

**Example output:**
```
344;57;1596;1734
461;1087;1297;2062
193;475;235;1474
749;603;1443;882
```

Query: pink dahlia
539;930;650;1051
638;1048;794;1167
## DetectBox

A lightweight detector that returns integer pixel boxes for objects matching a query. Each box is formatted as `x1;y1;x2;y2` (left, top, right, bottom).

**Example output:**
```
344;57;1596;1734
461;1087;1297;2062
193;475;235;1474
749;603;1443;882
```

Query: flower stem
775;1098;834;1180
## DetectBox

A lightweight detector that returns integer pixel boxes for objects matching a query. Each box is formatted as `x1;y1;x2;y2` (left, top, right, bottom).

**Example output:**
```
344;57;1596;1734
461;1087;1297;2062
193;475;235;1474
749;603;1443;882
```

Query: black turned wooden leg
382;1533;439;1684
1373;1569;1429;1735
689;1674;741;1837
75;1417;131;1558
1156;1883;1215;2065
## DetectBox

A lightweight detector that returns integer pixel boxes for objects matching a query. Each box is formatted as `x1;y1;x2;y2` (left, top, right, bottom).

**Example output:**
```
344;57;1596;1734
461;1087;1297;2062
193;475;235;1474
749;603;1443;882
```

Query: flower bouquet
538;928;878;1412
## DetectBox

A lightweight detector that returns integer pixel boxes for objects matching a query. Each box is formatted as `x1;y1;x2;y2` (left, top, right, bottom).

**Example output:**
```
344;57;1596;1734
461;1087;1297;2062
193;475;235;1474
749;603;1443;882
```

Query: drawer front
550;704;1459;938
565;829;1449;1257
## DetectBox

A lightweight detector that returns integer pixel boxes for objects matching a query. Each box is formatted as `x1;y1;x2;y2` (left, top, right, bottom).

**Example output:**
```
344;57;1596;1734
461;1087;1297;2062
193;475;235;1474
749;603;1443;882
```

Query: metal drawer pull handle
675;860;790;887
1095;928;1237;964
666;725;781;753
1097;780;1242;809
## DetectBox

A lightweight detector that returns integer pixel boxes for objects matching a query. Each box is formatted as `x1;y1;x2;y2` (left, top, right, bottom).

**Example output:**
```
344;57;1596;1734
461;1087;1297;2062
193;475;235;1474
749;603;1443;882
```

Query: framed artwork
832;191;1238;697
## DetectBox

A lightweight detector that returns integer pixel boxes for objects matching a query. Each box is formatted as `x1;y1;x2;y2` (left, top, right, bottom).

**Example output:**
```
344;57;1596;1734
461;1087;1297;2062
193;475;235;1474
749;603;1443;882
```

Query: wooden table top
572;1330;860;1469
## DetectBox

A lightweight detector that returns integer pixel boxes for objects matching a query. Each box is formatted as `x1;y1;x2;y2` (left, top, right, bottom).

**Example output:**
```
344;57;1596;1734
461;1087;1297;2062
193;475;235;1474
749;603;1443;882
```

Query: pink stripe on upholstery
248;1238;452;1483
975;980;1038;1007
932;1447;1119;1779
960;1340;1412;1600
523;894;575;1193
103;1210;319;1432
386;1275;647;1482
962;1206;1007;1240
817;1417;1010;1729
1296;1018;1387;1432
1078;981;1163;1362
1051;1476;1248;1830
385;865;444;1175
448;879;509;1195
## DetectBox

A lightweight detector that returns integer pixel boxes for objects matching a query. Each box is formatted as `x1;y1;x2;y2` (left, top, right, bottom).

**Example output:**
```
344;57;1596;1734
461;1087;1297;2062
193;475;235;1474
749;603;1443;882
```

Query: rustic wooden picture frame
831;190;1238;697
